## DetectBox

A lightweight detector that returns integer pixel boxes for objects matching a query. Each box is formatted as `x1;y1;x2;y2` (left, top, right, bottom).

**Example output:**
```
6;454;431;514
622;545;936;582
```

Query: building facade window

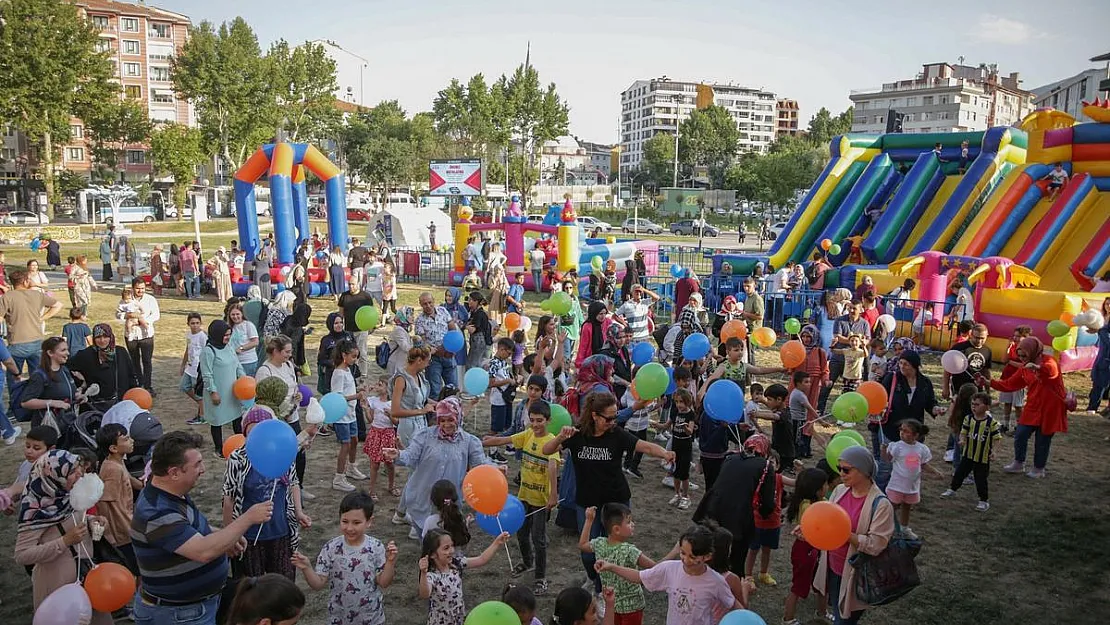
149;23;171;38
150;67;171;82
96;38;112;53
123;63;141;77
66;147;84;161
125;85;142;99
126;150;146;165
70;125;84;139
1;148;16;161
152;91;174;104
123;40;140;54
121;17;139;32
91;15;109;29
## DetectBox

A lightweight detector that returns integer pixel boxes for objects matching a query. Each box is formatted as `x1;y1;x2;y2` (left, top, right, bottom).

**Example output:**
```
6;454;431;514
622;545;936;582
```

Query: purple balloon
298;384;313;407
33;583;92;625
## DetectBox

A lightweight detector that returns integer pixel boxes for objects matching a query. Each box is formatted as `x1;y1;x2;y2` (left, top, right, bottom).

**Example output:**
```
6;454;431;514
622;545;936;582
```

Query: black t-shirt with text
671;409;697;440
564;428;640;508
951;340;992;391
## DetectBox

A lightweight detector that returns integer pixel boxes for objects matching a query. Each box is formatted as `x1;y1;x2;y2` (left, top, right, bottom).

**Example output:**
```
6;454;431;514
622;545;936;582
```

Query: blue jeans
0;377;14;438
826;569;864;624
133;593;219;625
426;354;458;399
1013;424;1053;469
184;271;200;297
8;341;40;420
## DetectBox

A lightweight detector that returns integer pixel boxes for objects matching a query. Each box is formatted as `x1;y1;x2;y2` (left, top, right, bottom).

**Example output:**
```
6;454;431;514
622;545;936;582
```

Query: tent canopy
368;207;452;248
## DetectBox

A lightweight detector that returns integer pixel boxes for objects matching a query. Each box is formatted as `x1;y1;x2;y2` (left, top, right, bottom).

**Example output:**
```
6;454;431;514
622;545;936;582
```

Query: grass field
0;272;1107;625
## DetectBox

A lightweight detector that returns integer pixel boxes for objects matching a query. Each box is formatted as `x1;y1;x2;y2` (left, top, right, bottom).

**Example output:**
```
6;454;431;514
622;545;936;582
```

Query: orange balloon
462;465;508;515
233;376;257;401
820;238;832;251
123;387;152;410
779;340;806;369
857;381;888;415
85;562;136;612
753;326;777;348
504;312;522;333
222;433;246;458
800;501;852;551
720;320;746;342
1059;312;1074;326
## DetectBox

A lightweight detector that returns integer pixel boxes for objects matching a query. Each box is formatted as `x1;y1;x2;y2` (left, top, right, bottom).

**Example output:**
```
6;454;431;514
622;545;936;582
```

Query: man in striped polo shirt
131;431;273;624
615;284;661;344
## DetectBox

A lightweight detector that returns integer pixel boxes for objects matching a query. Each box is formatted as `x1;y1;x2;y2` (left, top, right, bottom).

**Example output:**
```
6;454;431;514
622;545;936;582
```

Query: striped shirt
130;485;229;603
616;300;651;341
961;415;1001;464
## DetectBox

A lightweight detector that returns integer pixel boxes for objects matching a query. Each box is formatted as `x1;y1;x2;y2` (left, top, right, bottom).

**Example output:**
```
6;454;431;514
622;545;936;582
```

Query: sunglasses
836;465;855;474
598;413;618;422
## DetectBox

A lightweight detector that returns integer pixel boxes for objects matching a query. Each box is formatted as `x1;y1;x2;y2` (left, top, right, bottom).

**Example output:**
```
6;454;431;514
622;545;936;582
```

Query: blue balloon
704;380;745;424
443;330;465;354
464;367;490;395
681;333;710;360
665;367;677;395
670;263;684;278
320;392;348;424
475;495;526;536
315;250;327;260
245;419;299;479
631;342;655;366
720;610;767;625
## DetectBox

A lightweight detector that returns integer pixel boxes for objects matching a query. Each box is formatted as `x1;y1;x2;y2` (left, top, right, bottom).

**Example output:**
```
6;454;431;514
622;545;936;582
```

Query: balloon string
252;481;279;547
524;499;563;517
496;517;514;571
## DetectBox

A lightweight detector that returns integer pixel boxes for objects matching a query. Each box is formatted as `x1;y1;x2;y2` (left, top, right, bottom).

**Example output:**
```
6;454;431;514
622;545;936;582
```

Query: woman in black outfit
67;324;139;408
597;323;633;400
280;302;312;373
20;337;83;427
877;349;939;488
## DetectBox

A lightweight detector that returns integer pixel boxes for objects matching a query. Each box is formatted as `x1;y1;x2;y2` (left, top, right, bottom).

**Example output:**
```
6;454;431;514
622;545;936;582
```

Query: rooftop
75;0;190;23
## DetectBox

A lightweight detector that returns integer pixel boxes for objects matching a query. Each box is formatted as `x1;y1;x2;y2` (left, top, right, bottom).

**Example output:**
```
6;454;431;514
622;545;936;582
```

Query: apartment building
63;0;193;183
849;62;1034;134
620;77;776;170
1032;65;1110;122
776;98;801;137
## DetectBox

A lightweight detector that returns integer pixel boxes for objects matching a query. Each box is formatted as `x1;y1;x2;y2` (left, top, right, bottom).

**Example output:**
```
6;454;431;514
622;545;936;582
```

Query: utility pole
672;128;679;188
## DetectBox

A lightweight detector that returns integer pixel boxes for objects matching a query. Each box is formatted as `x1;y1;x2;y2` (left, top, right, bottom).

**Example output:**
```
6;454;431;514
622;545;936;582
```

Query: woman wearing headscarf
855;275;876;304
317;312;355;394
290;257;311;306
168;243;182;296
209;246;234;303
621;259;639;300
443;287;469;380
988;336;1067;478
68;323;139;407
634;250;647;288
255;336;313;494
487;264;510;330
14;450;113;624
714;295;745;338
751;262;766;293
674;293;707;365
385;307;416;376
464;291;493;369
574;300;610;369
222;406;310;580
383;395;491;540
70;255;96;316
812;446;895;624
281;302;313;375
202;319;246;455
597;324;633;400
264;290;296;340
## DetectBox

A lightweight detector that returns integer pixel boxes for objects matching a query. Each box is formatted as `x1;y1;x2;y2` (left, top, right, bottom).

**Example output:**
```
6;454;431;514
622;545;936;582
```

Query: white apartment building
620;77;776;170
1032;66;1110;122
849;63;1034;134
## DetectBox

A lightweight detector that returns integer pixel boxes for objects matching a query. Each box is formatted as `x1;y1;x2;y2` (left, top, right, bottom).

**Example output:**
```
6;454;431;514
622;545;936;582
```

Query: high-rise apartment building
776;98;801;137
1032;64;1110;122
849;63;1034;134
619;77;776;171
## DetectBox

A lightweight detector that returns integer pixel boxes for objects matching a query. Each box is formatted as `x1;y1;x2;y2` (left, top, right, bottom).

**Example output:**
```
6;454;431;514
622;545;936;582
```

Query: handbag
849;495;922;606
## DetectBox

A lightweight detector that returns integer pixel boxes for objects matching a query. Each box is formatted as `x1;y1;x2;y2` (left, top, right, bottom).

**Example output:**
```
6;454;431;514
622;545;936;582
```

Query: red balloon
85;562;136;612
800;501;852;551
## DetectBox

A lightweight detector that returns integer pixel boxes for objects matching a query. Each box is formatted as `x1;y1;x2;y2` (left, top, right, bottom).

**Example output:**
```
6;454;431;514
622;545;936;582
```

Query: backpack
8;369;48;423
375;341;391;370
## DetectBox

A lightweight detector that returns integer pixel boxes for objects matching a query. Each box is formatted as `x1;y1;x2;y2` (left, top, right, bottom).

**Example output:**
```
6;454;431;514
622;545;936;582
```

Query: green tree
642;132;676;188
267;40;340;143
507;153;538;198
0;0;114;217
84;98;152;182
806;106;854;147
172;18;275;172
432;73;496;158
502;63;569;205
678;105;739;188
150;123;206;220
344;100;416;195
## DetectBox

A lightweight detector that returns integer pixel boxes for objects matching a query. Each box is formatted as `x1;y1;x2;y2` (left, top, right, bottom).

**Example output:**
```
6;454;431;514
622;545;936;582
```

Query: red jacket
990;356;1068;435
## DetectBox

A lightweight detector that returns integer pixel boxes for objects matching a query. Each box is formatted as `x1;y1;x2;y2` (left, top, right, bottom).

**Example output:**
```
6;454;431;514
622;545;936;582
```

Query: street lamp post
14;155;28;212
310;39;369;106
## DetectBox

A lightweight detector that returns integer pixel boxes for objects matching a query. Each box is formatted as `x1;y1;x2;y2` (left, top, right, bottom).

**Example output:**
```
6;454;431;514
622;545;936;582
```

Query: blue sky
153;0;1109;142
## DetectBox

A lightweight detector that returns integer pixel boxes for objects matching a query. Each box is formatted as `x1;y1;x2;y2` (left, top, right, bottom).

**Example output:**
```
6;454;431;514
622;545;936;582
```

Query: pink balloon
33;583;93;625
941;350;968;375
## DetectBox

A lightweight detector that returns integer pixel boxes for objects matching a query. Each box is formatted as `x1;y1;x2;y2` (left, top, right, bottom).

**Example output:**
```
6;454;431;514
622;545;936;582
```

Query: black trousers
289;420;307;485
210;418;243;454
519;502;550;580
127;337;154;390
728;524;756;577
623;428;648;470
700;456;725;491
102;262;113;281
950;459;990;501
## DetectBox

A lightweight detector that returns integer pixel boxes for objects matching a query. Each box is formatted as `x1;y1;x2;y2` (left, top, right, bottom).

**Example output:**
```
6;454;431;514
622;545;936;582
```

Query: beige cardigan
14;515;114;625
812;483;896;617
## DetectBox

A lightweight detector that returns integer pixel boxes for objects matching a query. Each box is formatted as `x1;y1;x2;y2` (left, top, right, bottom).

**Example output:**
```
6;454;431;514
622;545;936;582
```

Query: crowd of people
0;225;1106;625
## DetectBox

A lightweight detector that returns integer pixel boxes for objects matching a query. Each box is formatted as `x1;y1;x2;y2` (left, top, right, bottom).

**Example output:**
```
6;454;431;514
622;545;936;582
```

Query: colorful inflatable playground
718;100;1110;372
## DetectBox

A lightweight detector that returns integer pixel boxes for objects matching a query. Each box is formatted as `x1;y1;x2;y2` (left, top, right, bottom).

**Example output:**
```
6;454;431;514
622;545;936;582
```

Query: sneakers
511;562;533;578
317;426;332;437
901;527;919;540
678;497;691;510
490;451;510;465
391;511;408;525
301;489;316;501
782;619;801;625
976;501;990;512
662;476;675;488
185;416;205;426
3;425;21;446
940;489;957;498
623;467;643;479
1002;461;1025;474
1025;468;1046;479
534;579;549;596
668;494;681;506
332;474;356;492
346;464;368;481
757;572;777;586
943;449;955;463
408;527;420;540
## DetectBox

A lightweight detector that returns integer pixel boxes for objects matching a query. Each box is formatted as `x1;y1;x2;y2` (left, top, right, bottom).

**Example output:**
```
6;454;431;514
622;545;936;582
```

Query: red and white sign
429;159;483;196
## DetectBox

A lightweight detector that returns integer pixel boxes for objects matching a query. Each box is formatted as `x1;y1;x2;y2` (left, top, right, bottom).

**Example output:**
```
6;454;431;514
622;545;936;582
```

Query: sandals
370;493;379;502
388;487;402;497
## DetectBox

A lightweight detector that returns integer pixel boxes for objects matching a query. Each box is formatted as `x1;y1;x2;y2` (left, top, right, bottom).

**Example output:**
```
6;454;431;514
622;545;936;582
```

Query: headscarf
743;433;771;457
605;322;626;349
394;306;414;329
1018;336;1044;364
207;319;231;349
18;450;79;531
242;406;274;432
839;445;876;478
894;337;917;353
325;312;345;338
586;300;608;354
289;303;312;327
577;354;615;396
92;323;116;363
435;396;463;441
272;290;296;313
753;262;765;278
718;295;739;316
246;285;262;301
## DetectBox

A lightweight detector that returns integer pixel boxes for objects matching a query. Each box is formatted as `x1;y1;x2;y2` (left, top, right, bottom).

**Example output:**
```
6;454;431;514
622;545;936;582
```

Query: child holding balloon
783;468;831;625
330;340;367;493
881;419;943;539
419;527;511;625
551;587;616;625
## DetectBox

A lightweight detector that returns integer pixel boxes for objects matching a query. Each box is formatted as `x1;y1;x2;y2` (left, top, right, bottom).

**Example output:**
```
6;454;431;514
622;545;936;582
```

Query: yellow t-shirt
511;429;559;507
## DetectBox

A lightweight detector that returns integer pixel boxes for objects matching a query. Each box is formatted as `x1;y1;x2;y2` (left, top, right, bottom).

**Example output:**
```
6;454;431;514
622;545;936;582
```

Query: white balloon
305;397;326;425
877;314;897;333
941;349;969;375
33;583;92;625
69;473;104;513
520;316;533;333
1085;311;1105;333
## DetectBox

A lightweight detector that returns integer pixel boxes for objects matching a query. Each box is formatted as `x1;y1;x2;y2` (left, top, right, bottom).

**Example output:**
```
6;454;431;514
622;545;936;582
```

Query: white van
384;192;417;210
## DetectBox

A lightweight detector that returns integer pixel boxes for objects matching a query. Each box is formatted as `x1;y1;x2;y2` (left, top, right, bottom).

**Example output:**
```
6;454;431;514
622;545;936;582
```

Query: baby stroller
100;400;164;478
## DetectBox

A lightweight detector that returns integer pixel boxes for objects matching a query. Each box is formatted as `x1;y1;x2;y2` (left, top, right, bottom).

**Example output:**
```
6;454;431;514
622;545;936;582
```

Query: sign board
429;159;483;196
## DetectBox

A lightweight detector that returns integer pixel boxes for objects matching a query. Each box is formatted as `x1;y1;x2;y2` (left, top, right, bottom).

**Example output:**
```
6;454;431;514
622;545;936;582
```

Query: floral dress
315;534;387;625
426;556;468;625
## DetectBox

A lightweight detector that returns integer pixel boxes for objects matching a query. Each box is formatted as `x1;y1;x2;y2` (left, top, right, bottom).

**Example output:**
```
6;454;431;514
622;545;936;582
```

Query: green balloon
547;403;573;435
548;291;573;315
826;436;864;473
465;601;520;625
1046;320;1069;338
803;308;813;319
1051;335;1072;352
634;362;670;400
355;305;380;331
829;243;842;255
591;256;603;271
832;392;869;423
833;429;867;448
784;318;802;335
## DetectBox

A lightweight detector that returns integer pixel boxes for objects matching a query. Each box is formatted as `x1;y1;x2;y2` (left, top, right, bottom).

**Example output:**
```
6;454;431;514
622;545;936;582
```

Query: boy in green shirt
579;503;657;622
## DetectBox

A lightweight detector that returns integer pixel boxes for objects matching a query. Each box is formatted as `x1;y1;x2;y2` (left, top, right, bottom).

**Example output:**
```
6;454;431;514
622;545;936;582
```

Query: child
708;523;755;611
64;256;76;306
551;587;616;625
942;392;1001;512
486;337;517;464
330;340;367;492
596;524;740;622
419;527;510;625
510;375;548;444
579;503;653;624
420;479;471;549
224;574;305;625
867;338;888;382
502;583;542;625
363;376;398;500
945;383;977;469
381;261;397;319
94;424;141;576
511;329;527;379
601;260;617;304
507;272;526;316
62;307;92;350
621;389;656;479
742;382;766;438
461;267;482;292
789;371;820;459
1;425;57;512
484;401;559;594
998;325;1031;434
292;492;398;625
118;289;141;341
752;383;794;471
180;313;207;426
706;337;786;389
665;388;697;509
783;468;831;625
832;334;868;394
790;325;827;444
882;419;941;539
744;449;793;587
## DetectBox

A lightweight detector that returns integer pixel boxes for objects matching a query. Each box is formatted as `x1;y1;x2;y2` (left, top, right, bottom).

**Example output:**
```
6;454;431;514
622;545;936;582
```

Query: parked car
669;219;719;237
347;207;372;221
2;211;49;225
526;214;546;223
620;218;663;234
576;216;612;232
768;221;788;240
472;210;494;224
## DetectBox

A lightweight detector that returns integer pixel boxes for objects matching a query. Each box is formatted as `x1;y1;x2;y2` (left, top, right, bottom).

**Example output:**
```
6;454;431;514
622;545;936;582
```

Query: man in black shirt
338;280;375;372
944;322;992;400
347;238;370;291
